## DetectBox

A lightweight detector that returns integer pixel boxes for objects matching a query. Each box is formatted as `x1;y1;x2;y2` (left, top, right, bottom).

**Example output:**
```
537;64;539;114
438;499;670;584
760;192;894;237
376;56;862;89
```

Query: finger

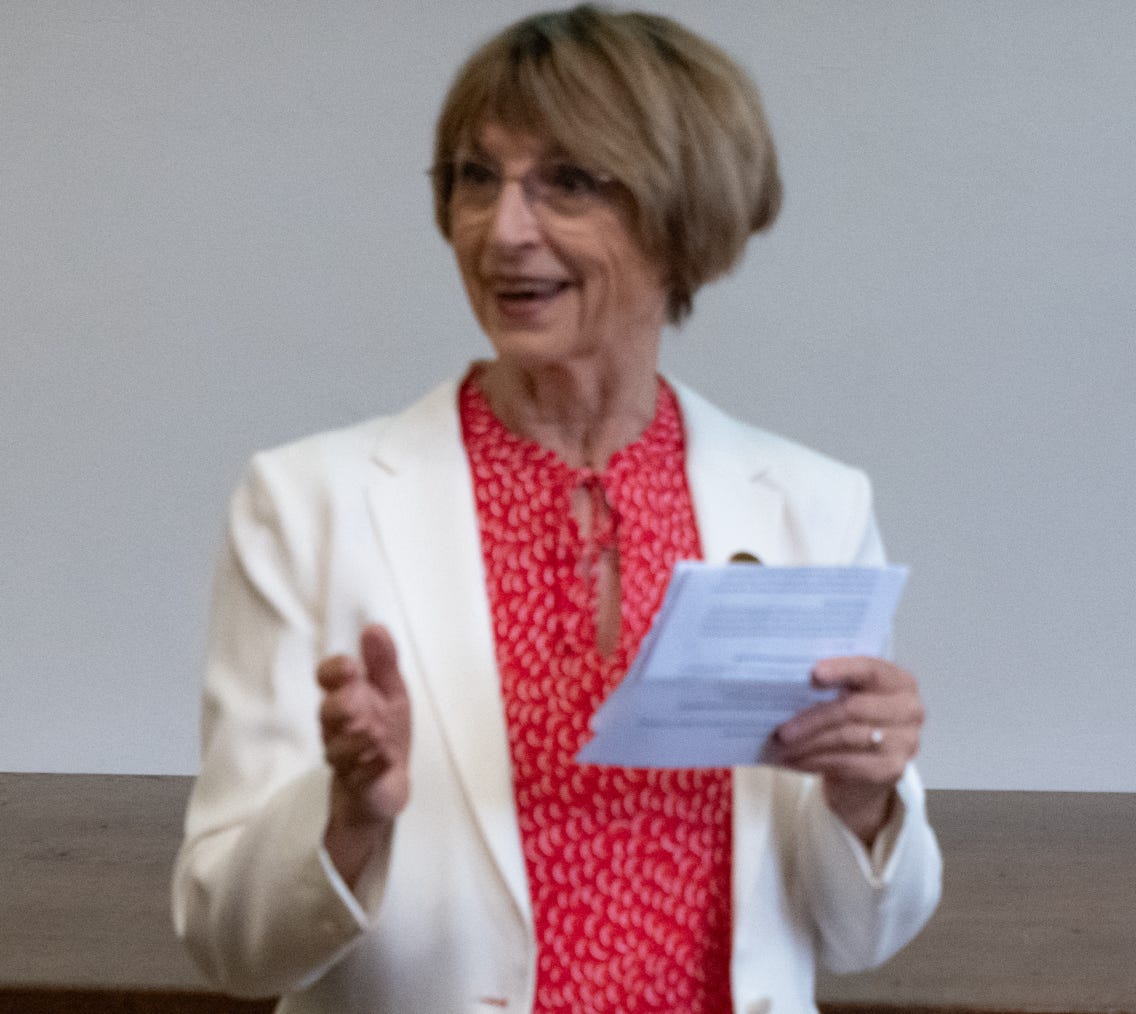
322;674;407;738
324;731;387;772
326;748;389;789
361;624;406;700
319;688;368;736
779;721;918;765
323;707;396;760
317;653;363;692
778;730;912;779
779;720;920;780
778;722;886;758
812;656;913;693
776;692;900;746
817;691;923;737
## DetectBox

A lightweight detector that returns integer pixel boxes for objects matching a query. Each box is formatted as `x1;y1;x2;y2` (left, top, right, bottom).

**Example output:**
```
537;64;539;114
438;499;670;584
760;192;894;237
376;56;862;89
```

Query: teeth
498;280;563;297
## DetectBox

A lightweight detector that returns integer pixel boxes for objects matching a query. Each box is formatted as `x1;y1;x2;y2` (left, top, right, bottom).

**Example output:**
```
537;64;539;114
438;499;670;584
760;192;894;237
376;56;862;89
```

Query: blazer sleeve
171;451;384;998
795;477;942;972
796;763;942;972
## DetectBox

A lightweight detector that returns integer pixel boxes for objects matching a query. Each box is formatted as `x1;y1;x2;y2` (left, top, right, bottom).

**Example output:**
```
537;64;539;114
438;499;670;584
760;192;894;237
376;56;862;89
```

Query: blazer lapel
364;381;532;930
674;381;800;566
673;381;800;909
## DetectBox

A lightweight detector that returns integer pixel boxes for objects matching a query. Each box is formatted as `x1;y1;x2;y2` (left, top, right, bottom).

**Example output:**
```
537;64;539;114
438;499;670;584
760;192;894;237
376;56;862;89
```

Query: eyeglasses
435;157;617;218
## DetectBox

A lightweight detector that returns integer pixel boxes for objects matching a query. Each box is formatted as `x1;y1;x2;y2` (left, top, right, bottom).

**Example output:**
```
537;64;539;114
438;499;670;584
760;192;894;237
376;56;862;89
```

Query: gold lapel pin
728;551;762;565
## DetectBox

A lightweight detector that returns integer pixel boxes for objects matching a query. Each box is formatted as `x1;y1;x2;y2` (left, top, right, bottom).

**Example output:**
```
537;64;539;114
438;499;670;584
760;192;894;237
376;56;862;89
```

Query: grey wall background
3;2;1133;790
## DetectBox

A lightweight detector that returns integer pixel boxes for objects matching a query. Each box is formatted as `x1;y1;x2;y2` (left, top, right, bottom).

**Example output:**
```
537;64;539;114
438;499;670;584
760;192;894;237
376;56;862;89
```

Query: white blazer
172;378;941;1014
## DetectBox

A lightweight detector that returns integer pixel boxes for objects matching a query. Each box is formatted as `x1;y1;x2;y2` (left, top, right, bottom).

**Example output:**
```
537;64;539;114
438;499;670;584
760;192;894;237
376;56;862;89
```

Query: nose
487;177;542;248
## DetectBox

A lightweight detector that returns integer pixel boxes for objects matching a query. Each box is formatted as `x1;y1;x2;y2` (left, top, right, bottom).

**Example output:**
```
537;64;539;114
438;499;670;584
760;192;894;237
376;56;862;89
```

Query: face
449;123;668;373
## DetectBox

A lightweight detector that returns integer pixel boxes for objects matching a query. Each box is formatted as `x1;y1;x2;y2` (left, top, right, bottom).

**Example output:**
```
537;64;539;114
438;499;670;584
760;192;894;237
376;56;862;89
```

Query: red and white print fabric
460;370;734;1013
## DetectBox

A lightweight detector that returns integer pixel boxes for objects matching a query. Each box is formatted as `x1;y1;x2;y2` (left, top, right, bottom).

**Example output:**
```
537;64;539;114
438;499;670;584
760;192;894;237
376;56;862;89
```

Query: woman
173;7;941;1012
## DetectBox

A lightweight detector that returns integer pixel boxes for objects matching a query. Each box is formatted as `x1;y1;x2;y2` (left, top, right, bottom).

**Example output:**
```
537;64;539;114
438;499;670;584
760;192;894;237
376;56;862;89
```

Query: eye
454;159;498;189
543;161;603;197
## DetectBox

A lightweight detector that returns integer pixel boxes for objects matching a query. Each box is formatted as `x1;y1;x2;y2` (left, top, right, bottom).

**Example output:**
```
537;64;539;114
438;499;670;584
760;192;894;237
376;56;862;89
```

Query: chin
480;320;578;365
487;330;581;366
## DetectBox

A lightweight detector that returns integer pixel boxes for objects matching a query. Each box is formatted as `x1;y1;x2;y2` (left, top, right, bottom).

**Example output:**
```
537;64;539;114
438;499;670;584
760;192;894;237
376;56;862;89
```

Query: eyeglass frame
430;155;620;218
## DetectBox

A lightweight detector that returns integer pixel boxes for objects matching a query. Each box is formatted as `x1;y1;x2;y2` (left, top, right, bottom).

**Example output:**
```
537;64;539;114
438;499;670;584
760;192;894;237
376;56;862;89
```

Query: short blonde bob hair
432;4;782;324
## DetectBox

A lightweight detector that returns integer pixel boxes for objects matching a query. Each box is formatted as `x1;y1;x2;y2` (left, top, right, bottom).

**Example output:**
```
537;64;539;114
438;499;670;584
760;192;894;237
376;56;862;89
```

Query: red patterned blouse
460;370;734;1013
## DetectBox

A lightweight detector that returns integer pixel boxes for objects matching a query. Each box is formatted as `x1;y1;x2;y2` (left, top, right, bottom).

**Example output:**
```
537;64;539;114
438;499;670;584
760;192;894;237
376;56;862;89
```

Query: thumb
360;623;405;699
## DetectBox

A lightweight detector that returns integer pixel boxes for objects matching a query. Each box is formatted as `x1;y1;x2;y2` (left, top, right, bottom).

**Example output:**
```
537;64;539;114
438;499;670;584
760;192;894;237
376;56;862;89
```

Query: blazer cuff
830;783;908;887
316;822;395;928
809;763;927;889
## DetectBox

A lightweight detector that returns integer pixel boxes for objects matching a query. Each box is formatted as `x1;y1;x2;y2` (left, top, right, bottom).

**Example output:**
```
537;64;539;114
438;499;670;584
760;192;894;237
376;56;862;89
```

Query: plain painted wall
3;1;1134;789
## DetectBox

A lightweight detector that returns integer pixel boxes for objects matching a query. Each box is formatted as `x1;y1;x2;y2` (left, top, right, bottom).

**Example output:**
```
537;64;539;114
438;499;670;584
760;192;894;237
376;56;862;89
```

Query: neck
477;356;660;471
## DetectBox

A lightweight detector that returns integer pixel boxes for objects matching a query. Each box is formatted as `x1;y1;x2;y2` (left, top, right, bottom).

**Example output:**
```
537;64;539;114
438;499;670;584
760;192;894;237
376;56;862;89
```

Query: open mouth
495;279;570;303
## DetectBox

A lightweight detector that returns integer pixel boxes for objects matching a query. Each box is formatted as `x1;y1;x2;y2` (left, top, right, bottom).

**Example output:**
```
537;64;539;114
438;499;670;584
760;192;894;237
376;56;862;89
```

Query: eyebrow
459;140;491;161
459;135;572;164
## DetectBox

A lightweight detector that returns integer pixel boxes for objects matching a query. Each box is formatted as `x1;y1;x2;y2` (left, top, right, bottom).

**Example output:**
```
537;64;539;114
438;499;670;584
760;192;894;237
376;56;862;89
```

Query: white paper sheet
575;563;908;768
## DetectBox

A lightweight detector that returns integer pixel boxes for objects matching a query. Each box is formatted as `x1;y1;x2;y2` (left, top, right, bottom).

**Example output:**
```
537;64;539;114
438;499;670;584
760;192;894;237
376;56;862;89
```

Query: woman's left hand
771;656;925;845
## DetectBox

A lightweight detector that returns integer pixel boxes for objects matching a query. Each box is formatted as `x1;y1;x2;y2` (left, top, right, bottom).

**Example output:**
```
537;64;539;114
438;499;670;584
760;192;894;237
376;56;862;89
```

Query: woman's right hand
317;624;411;886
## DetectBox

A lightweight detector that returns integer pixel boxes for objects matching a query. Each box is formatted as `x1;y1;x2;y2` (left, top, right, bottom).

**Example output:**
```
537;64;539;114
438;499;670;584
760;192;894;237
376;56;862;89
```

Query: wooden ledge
2;774;1135;1012
0;989;271;1014
0;991;1106;1014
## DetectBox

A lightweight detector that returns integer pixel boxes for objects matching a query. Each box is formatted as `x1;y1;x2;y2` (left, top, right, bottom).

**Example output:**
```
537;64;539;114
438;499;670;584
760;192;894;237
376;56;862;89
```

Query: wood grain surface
2;774;1134;1012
